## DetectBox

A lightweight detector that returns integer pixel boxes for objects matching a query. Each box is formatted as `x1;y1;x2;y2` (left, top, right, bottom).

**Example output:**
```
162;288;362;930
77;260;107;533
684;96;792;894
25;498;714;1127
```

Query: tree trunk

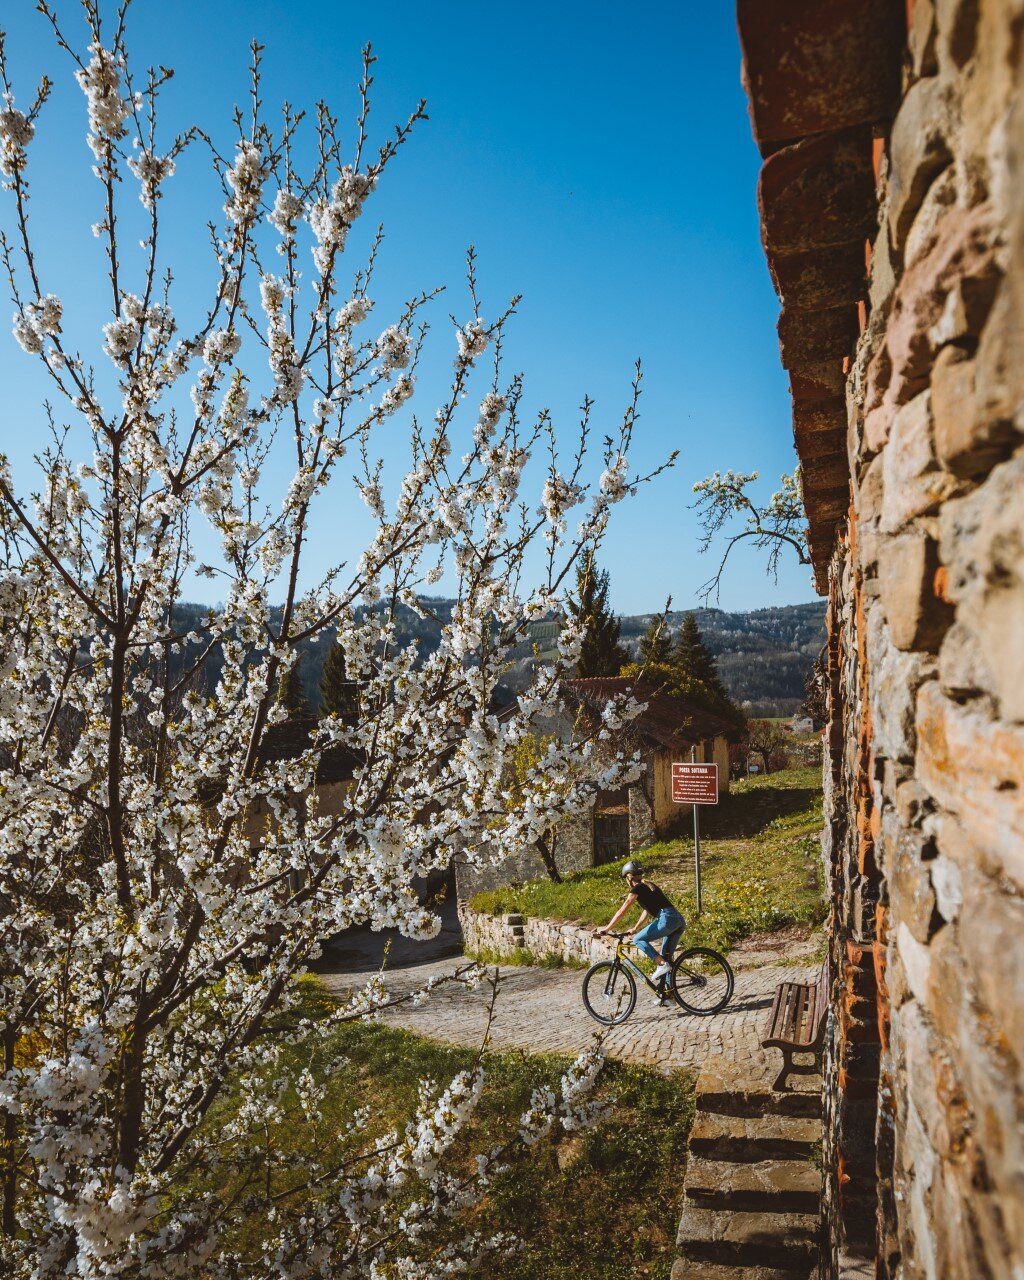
535;832;562;883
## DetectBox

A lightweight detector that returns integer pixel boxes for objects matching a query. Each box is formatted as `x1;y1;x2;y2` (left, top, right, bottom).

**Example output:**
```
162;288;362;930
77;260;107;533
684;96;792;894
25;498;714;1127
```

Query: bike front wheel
671;947;734;1015
582;960;637;1025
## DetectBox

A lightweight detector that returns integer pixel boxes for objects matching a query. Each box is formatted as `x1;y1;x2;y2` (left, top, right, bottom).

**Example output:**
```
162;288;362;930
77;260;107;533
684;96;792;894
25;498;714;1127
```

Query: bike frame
613;940;666;992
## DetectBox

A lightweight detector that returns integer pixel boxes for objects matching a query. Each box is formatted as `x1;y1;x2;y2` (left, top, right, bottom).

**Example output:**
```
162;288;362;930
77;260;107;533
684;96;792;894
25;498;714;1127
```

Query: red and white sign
672;761;719;805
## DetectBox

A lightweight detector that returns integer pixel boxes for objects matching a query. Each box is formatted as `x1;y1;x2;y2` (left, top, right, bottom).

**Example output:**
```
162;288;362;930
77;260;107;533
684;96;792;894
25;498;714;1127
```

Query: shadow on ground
695;784;821;840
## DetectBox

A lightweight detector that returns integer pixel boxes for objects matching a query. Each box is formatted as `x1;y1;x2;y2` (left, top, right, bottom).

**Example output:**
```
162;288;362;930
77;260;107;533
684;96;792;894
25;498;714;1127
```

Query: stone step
685;1154;821;1215
670;1259;816;1280
689;1110;822;1162
676;1205;820;1269
696;1058;821;1118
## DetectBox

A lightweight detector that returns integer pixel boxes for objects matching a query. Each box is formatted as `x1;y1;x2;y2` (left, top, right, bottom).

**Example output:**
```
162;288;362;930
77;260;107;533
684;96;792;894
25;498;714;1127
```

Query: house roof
259;715;359;785
736;0;904;590
562;677;743;750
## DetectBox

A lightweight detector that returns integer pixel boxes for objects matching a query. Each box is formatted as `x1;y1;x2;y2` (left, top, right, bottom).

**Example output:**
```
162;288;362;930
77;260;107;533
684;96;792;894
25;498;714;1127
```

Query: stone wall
458;901;617;966
821;4;1024;1277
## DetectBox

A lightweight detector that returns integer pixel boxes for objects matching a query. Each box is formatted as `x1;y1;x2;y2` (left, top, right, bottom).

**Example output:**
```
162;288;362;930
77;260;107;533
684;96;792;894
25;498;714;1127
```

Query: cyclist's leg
632;920;662;961
662;913;686;962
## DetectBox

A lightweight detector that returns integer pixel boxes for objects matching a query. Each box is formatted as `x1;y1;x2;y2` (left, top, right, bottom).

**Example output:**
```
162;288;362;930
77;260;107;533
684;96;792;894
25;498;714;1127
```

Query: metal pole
692;745;702;914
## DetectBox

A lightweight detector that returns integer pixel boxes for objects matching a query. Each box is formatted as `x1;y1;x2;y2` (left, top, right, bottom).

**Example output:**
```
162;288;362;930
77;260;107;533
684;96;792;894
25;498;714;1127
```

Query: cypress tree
673;612;743;724
638;615;674;666
674;613;729;700
568;555;627;678
276;654;310;716
319;642;357;718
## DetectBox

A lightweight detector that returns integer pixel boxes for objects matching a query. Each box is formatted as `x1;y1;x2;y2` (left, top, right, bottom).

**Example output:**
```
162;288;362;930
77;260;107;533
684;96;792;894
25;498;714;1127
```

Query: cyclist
595;860;686;986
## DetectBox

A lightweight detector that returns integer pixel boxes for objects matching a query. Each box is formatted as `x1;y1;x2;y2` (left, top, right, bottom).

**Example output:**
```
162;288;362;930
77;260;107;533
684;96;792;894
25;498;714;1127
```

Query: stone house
454;676;739;900
243;715;358;849
561;677;737;854
737;3;1024;1277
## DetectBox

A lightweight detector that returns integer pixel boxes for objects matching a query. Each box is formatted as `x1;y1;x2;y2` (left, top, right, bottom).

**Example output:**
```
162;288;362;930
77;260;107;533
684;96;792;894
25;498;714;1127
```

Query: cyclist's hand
595;927;607;937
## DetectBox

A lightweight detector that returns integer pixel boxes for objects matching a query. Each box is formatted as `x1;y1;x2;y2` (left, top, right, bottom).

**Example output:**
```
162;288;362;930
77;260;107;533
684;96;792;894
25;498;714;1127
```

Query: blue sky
0;0;814;615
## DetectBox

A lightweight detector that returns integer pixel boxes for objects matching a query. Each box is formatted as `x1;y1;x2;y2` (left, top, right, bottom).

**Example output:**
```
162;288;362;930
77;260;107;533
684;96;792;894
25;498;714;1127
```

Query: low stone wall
458;902;617;967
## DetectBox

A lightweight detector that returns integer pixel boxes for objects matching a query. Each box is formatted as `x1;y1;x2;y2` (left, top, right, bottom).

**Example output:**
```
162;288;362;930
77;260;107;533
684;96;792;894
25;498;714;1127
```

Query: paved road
316;904;813;1078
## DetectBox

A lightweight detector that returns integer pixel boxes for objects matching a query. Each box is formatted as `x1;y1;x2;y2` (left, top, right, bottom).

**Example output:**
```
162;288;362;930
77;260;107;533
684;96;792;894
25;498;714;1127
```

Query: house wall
821;4;1024;1277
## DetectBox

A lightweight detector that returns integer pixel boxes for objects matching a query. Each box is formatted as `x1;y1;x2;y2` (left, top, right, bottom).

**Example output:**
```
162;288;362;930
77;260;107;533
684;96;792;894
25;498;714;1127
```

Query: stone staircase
672;1058;823;1280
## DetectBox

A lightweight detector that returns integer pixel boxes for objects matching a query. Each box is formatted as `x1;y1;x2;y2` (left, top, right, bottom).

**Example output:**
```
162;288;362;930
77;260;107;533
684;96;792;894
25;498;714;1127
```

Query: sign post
692;747;702;914
671;754;720;914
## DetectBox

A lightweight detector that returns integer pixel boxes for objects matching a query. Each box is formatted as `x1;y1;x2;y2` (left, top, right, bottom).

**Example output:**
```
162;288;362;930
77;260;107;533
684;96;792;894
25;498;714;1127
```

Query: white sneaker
652;962;671;981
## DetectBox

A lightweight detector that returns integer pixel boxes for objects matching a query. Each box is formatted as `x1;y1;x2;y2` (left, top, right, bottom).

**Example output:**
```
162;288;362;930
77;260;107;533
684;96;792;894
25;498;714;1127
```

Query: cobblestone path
317;911;813;1077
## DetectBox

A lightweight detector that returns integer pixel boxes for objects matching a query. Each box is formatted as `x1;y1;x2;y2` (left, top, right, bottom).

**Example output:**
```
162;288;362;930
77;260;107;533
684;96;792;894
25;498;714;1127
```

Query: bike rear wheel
671;947;733;1015
582;960;637;1025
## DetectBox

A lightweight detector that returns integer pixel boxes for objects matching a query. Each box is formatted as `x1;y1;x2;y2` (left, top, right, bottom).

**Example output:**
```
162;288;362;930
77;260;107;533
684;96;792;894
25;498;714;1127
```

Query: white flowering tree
0;6;671;1276
691;468;810;601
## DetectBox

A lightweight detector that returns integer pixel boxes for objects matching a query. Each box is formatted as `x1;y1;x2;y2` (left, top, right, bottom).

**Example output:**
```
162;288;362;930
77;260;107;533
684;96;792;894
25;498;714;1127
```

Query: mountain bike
581;929;734;1025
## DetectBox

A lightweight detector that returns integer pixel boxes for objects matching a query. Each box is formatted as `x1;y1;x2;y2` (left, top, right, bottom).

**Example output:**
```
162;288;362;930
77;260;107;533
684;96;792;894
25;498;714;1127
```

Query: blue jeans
633;908;686;963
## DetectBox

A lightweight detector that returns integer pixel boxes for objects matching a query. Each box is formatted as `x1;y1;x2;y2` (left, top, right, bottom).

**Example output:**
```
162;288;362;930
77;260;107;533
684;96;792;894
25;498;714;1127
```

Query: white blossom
0;97;34;176
75;45;130;157
126;149;176;208
203;327;242;365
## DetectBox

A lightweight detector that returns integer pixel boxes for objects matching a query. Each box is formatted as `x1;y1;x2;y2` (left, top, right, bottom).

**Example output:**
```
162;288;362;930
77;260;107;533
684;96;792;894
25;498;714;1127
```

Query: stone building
561;677;736;854
454;677;738;899
736;2;1024;1277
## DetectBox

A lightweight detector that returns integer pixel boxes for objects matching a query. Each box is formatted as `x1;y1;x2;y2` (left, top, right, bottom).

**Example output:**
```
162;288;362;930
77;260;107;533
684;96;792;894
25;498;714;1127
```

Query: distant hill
619;603;826;717
178;598;825;721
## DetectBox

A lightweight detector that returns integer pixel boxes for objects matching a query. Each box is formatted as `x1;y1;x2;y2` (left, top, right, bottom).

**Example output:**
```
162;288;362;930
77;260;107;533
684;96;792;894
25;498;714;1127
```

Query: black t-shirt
631;880;674;917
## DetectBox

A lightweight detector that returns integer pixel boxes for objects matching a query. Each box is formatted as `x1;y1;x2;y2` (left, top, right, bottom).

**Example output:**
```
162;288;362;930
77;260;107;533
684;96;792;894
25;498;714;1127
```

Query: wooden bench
761;956;830;1091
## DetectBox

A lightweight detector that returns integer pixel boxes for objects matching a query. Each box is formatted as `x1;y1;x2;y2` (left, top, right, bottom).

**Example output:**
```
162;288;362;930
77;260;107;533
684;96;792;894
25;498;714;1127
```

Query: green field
195;979;695;1279
470;767;826;956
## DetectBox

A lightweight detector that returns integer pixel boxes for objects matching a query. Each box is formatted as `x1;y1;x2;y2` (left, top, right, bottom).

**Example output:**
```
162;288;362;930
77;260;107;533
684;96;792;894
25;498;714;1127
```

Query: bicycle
581;929;734;1025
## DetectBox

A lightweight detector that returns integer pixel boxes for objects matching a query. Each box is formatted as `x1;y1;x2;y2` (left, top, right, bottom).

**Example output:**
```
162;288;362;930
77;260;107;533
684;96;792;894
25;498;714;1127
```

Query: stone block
694;1057;821;1119
880;390;962;531
870;205;999;448
683;1155;821;1215
869;221;897;318
935;0;979;70
928;853;962;923
938;620;996;703
895;920;932;1004
675;1204;819;1269
909;0;938;78
853;451;885;526
931;344;1015;478
957;860;1024;1067
876;531;954;652
972;285;1024;447
904;164;958;268
939;452;1024;721
887;819;941;944
887;78;952;252
895;778;933;826
778;304;859;367
916;682;1024;885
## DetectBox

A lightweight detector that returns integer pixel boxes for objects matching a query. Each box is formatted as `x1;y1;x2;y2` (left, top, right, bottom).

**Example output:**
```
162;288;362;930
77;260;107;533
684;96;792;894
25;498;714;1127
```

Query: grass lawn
202;978;694;1280
469;766;826;955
